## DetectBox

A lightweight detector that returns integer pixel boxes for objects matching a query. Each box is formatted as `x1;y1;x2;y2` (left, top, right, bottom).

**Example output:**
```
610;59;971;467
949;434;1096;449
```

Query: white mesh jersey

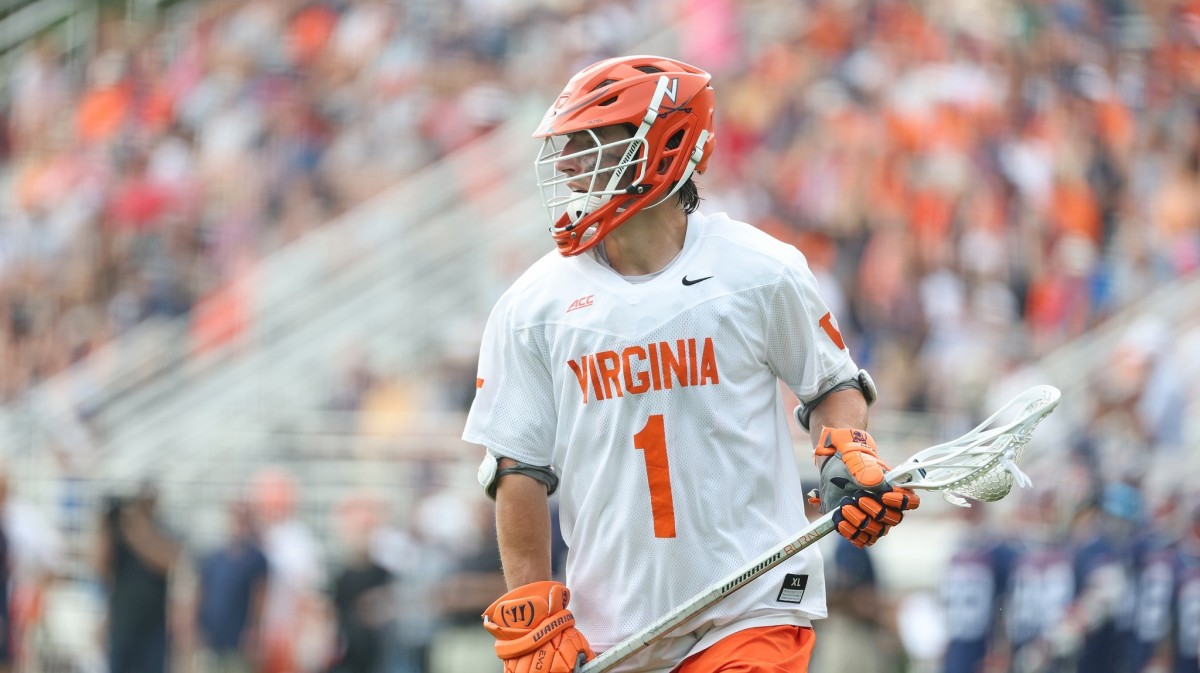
463;211;860;666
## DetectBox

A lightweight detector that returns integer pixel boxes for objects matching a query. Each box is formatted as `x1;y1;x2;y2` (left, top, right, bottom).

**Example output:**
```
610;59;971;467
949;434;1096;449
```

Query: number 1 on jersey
633;414;676;538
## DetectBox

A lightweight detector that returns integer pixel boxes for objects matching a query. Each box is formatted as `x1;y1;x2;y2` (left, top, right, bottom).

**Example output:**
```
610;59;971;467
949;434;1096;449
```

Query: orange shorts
673;625;815;673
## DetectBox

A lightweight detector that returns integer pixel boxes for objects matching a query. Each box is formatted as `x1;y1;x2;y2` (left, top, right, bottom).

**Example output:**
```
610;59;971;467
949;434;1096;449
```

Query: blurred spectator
1127;491;1181;673
0;465;65;672
369;481;466;673
327;493;392;673
193;500;269;673
939;503;1017;673
1004;490;1075;673
0;471;11;673
1064;482;1144;673
95;482;180;673
421;492;505;673
1175;503;1200;673
357;372;417;440
327;345;378;415
251;468;331;673
812;536;897;673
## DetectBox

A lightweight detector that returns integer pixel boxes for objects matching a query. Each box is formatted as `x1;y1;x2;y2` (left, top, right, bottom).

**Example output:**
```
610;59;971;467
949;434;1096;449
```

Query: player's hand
808;427;921;548
482;580;595;673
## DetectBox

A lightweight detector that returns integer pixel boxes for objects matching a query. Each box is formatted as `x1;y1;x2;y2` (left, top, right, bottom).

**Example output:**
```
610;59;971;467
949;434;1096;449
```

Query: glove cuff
815;427;878;457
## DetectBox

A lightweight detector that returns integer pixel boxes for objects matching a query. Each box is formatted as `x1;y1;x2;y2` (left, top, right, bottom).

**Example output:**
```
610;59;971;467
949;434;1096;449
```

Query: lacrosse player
1171;503;1200;673
939;503;1017;673
1067;483;1143;673
462;55;919;673
1004;490;1076;673
1126;493;1182;673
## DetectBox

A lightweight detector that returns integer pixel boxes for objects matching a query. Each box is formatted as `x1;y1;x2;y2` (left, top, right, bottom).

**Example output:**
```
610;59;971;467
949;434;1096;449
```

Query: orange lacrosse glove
482;580;595;673
808;427;921;548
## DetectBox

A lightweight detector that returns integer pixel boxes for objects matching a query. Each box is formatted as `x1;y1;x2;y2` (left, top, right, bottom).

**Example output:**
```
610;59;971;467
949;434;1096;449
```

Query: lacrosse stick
578;384;1061;673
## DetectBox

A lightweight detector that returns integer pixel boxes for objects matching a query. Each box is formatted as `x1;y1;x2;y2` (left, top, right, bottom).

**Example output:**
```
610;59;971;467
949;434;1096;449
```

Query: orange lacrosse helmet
533;55;716;256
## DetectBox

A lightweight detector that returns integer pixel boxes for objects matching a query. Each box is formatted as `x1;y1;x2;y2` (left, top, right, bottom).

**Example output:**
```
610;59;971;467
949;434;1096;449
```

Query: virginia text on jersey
567;337;720;403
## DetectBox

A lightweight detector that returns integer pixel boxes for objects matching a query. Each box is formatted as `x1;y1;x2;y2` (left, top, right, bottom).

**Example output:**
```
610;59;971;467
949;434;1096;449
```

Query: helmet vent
635;66;665;74
598;96;619;106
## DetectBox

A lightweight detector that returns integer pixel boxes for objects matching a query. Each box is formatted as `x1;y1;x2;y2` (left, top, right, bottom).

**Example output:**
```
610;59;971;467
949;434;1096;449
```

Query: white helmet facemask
534;129;649;244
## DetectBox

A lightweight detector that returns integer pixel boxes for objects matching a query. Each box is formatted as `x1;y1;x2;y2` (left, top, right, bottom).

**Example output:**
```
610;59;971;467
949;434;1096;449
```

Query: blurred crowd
926;481;1200;673
0;461;1179;673
0;0;1198;672
44;465;506;673
694;0;1200;423
0;0;654;401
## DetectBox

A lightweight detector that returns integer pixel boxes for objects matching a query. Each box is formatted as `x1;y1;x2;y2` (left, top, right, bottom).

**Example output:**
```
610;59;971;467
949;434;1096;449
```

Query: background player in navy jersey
1174;503;1200;673
1004;490;1075;673
940;502;1017;673
1127;492;1183;673
1065;483;1143;673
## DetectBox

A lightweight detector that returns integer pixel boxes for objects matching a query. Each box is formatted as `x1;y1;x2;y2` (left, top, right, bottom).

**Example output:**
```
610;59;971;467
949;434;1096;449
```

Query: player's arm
479;453;594;673
493;457;554;588
806;387;869;463
802;377;920;548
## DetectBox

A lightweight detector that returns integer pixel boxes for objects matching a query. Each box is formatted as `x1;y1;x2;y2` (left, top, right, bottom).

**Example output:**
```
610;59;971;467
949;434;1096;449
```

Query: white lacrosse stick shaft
578;385;1061;673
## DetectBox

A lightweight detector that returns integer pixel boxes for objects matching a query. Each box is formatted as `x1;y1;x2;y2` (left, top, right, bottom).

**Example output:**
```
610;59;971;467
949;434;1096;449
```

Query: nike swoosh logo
681;275;713;286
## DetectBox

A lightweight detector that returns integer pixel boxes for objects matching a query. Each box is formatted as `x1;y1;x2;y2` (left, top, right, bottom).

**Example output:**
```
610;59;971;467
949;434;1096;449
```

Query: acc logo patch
567;295;594;313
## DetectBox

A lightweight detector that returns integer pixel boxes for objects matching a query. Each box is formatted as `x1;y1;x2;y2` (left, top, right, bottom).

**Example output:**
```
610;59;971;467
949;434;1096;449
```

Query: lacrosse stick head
887;385;1061;507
